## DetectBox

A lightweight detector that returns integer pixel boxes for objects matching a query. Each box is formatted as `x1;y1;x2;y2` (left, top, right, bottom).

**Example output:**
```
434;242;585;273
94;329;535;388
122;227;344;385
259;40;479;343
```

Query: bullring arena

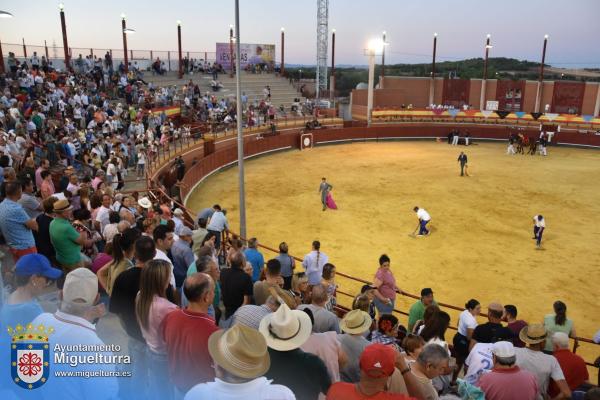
178;123;600;371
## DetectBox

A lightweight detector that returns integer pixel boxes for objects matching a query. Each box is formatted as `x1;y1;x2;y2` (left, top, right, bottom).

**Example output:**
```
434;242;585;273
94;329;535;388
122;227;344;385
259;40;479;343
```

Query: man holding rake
413;206;431;237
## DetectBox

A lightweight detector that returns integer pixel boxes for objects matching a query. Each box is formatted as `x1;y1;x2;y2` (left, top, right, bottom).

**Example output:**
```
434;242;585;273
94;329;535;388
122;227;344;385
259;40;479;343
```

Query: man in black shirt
219;251;253;328
109;236;156;393
470;302;513;350
260;304;331;400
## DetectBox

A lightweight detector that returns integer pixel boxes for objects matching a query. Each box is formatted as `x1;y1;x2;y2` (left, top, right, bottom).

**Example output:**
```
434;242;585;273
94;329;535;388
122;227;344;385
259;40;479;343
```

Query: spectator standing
371;314;401;352
206;205;228;250
338;309;373;383
548;332;589;396
254;259;296;307
515;324;571;399
298;284;340;333
170;226;195;289
34;196;57;263
18;177;42;219
453;299;481;379
109;237;156;394
96;228;139;296
502;304;527;347
244;237;265;283
40;170;55;199
153;224;176;288
372;254;399;316
543;300;576;353
219;251;253;328
163;273;219;394
184;324;295;400
302;240;329;286
408;288;436;333
470;303;513;349
276;241;295;290
0;181;38;261
477;341;538;400
31;268;118;400
135;259;178;400
260;303;332;399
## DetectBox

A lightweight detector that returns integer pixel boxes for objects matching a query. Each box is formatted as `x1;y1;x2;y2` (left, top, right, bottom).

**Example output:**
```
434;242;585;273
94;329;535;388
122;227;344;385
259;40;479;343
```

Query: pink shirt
375;267;397;301
478;366;538;400
139;295;178;354
301;331;341;383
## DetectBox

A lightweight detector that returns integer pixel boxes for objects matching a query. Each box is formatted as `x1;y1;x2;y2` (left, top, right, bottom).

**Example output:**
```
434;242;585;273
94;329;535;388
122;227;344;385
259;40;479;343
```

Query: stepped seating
144;71;304;109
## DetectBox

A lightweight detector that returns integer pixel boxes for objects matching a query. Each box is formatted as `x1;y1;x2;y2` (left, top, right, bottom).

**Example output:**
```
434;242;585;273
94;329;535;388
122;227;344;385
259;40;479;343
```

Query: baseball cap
359;344;396;378
62;268;98;306
492;341;515;358
421;288;433;297
15;254;62;280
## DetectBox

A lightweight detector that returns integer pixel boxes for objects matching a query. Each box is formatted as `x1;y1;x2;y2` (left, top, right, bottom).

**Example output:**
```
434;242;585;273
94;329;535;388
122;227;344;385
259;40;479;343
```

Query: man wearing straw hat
260;303;331;399
514;324;571;400
338;309;373;383
184;324;295;400
50;198;93;273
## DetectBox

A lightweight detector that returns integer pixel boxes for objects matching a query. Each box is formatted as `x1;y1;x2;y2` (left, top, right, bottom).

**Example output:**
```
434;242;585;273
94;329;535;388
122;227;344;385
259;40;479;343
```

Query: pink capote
326;192;337;209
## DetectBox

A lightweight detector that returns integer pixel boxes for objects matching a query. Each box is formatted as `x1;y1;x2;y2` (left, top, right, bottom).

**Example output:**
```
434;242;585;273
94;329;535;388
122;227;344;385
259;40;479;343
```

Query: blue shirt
244;248;265;283
0;198;35;249
170;239;195;287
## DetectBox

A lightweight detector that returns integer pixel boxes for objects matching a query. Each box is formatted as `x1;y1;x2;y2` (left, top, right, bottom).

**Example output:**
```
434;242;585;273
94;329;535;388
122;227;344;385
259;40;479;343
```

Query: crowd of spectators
0;53;598;400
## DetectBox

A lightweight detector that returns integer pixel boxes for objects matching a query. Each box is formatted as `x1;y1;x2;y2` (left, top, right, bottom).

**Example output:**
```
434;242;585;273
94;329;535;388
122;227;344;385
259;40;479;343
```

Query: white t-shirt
417;208;431;221
184;377;295;400
515;347;565;396
154;249;176;288
533;215;545;228
464;342;494;385
96;205;111;232
458;309;478;336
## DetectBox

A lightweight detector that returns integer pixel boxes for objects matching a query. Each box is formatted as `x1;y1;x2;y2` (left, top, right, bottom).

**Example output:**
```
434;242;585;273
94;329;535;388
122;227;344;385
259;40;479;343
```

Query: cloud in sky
2;0;599;66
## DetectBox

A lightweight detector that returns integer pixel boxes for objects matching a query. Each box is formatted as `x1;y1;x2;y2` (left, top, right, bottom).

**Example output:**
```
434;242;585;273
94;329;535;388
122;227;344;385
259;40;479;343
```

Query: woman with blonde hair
135;259;178;400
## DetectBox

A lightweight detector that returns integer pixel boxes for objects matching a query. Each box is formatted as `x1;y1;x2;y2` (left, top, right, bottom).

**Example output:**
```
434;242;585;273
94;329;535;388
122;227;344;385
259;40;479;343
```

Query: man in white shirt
184;324;294;400
153;225;176;288
532;215;545;248
94;194;112;232
31;268;118;400
413;206;431;236
206;205;229;250
515;324;571;400
464;342;494;385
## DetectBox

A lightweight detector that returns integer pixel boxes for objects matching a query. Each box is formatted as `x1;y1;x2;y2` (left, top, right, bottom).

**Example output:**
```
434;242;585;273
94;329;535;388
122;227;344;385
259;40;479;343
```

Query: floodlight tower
315;0;329;103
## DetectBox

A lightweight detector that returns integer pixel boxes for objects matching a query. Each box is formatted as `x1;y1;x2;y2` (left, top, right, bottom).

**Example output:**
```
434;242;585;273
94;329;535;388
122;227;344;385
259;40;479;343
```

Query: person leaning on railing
372;254;400;316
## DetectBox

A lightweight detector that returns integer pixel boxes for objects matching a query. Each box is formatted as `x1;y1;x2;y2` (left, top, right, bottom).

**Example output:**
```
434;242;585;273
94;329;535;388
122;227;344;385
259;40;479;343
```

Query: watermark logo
8;323;54;390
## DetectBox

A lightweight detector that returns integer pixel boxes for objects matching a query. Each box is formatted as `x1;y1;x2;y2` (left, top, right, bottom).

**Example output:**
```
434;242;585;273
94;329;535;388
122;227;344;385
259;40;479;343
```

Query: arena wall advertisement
215;42;275;69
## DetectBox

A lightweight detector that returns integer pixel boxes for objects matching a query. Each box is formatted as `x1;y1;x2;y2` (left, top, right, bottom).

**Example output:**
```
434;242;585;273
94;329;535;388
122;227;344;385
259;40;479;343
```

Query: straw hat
519;324;548;345
53;199;73;213
138;197;152;209
207;324;270;379
340;310;372;335
259;303;312;351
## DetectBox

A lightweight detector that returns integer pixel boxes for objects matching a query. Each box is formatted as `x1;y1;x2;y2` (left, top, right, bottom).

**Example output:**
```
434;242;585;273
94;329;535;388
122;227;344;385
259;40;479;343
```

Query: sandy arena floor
187;141;600;350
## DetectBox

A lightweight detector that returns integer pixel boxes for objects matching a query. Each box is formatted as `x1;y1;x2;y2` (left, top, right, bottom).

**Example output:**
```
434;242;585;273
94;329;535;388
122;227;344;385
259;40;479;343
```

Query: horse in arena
528;138;538;155
516;133;527;154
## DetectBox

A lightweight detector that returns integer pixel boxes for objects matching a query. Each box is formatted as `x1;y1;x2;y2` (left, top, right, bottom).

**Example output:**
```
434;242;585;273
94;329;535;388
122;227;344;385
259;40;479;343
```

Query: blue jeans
419;220;430;235
146;348;172;400
535;227;544;246
373;297;395;315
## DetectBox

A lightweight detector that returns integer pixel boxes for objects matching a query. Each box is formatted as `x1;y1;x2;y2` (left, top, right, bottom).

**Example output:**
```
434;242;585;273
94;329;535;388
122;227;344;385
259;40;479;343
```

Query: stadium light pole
234;0;246;239
229;24;234;77
330;28;335;101
58;4;71;71
177;20;183;79
480;34;492;110
381;31;386;86
121;14;129;73
280;27;285;75
535;34;549;113
429;32;437;106
367;38;385;127
0;10;14;74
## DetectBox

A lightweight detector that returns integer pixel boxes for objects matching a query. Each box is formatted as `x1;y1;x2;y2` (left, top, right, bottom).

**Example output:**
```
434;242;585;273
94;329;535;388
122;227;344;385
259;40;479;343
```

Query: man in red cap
326;343;422;399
